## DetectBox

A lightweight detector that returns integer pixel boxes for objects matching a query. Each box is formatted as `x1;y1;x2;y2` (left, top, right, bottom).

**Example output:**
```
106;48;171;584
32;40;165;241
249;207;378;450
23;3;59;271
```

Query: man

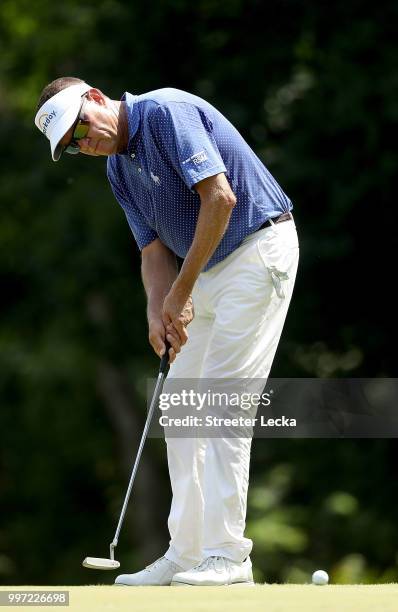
35;77;299;586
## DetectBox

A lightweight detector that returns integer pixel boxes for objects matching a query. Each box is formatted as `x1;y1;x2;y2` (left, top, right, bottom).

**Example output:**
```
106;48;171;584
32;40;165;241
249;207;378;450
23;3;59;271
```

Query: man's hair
36;77;85;112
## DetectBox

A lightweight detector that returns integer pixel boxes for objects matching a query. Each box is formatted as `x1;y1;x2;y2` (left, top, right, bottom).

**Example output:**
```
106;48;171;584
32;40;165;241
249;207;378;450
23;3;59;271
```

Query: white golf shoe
171;556;254;586
115;556;184;586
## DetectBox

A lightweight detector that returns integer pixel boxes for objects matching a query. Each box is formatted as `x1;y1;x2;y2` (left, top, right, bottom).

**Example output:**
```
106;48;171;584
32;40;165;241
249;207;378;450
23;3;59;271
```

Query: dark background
1;0;397;585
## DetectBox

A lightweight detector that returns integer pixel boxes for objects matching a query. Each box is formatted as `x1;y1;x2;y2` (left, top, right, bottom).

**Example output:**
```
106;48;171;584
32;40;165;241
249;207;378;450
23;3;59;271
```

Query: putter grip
159;340;171;374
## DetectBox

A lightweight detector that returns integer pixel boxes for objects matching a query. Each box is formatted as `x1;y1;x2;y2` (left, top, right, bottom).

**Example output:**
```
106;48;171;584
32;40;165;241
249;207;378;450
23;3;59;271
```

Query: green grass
1;585;398;612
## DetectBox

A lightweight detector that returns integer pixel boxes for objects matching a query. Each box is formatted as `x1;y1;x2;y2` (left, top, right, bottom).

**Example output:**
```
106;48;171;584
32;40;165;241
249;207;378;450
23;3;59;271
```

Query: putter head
82;557;120;570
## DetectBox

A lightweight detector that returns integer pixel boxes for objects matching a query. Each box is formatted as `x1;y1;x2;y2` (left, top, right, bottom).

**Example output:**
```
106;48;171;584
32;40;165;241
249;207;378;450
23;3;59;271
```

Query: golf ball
312;570;329;585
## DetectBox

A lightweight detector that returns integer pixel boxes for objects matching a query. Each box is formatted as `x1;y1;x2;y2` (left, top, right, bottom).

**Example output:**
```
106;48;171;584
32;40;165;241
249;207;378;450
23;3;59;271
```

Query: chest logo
150;171;161;185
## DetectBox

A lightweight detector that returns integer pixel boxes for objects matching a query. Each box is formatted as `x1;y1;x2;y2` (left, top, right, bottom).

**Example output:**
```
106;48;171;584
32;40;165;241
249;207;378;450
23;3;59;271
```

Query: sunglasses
64;97;90;155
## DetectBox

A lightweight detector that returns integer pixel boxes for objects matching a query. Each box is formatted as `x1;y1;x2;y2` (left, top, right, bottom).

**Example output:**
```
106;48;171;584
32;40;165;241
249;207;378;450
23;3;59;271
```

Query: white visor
35;82;92;161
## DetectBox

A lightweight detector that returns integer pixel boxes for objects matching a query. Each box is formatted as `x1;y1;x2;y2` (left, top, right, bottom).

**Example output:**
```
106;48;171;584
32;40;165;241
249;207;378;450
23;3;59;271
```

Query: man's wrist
147;309;163;325
171;276;193;302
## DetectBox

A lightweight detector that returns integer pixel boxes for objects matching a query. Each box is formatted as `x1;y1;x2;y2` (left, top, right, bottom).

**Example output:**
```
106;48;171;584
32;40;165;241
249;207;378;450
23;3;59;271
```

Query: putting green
1;584;398;611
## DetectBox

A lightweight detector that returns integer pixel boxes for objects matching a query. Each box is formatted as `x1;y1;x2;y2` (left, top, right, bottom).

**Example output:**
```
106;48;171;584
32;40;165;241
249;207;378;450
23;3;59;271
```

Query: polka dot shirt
107;88;292;270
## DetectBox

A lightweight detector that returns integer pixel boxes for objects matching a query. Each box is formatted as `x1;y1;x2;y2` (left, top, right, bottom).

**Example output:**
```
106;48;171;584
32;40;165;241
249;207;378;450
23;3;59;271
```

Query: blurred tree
0;0;397;586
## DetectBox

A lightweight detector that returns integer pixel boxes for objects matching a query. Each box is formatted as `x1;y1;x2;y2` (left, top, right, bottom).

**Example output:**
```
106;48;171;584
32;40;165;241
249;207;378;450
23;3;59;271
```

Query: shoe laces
145;556;166;571
193;556;226;572
145;556;180;573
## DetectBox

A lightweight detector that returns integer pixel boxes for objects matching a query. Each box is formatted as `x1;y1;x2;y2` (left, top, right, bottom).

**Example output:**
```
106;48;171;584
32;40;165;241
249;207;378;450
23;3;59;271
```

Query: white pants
164;218;299;569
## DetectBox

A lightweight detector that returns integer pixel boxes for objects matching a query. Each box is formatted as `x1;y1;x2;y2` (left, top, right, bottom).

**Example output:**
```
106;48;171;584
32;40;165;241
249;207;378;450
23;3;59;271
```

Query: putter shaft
110;348;169;553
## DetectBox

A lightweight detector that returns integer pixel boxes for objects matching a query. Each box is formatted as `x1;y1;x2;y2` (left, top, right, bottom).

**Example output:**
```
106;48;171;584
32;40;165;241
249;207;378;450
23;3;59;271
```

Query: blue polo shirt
107;88;292;270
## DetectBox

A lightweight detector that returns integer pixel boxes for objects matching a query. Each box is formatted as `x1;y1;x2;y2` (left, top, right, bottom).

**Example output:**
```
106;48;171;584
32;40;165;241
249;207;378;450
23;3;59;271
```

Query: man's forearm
174;189;236;296
141;239;179;321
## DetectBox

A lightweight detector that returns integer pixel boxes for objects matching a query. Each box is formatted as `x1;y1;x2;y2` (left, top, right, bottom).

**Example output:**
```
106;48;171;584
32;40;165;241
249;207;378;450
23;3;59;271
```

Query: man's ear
86;88;106;105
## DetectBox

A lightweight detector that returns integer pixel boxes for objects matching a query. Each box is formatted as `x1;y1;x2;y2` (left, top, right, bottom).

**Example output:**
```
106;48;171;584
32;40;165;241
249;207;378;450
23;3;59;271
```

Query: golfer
35;78;299;586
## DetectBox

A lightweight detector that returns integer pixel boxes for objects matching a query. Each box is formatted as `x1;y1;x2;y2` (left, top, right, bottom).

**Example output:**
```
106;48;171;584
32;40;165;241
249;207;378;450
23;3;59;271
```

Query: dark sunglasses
64;97;90;155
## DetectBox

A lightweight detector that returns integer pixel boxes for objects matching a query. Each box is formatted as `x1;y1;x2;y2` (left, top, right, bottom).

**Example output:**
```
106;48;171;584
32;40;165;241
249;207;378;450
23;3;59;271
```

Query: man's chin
95;144;118;157
82;148;110;157
81;140;117;157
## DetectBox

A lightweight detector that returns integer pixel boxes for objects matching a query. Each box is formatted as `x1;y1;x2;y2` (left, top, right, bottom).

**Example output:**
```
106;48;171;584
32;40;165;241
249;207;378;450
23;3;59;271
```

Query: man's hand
162;288;194;349
148;317;182;364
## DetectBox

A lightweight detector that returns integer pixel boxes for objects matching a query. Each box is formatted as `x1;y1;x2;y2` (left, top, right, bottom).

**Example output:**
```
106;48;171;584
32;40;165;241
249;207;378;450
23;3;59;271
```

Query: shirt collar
121;92;140;154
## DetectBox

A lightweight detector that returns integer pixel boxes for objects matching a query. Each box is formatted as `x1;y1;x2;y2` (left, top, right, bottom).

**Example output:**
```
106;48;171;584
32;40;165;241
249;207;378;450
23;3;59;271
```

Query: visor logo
39;110;57;135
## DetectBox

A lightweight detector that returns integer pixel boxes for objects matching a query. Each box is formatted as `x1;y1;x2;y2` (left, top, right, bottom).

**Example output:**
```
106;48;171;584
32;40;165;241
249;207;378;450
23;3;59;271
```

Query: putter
82;343;170;570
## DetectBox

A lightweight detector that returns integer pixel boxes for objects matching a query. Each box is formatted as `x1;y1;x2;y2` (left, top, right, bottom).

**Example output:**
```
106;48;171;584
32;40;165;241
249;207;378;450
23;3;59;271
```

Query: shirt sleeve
107;165;158;250
149;102;227;190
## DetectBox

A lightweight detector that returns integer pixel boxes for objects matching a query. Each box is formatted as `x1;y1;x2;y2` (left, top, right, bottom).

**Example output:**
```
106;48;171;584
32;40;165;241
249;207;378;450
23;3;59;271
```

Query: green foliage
1;0;397;586
249;440;398;583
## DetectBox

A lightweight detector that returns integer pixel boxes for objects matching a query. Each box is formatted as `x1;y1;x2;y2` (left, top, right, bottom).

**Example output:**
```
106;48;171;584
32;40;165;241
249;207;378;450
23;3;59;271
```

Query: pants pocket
268;267;289;298
256;226;299;300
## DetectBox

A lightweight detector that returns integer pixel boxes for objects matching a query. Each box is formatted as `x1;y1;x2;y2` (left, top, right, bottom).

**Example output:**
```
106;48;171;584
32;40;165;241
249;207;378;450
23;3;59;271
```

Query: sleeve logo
182;150;208;166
